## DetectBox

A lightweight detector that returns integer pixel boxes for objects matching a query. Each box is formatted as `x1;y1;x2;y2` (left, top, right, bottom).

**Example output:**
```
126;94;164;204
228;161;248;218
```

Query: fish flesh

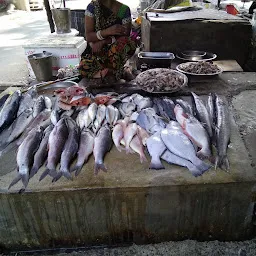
146;131;166;169
161;124;211;175
30;124;54;178
175;98;194;116
161;150;202;177
93;104;106;133
0;108;33;149
215;95;231;170
124;123;137;153
191;92;213;138
9;126;44;189
112;123;124;152
17;92;34;116
53;118;80;181
174;104;211;159
39;118;69;181
137;126;150;146
0;90;21;133
71;128;95;176
33;95;46;117
93;125;112;175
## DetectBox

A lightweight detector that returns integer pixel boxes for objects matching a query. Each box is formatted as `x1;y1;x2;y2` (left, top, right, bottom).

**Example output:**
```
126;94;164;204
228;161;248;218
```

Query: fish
121;94;139;103
161;123;211;175
0;94;10;109
161;150;202;177
44;96;52;109
71;128;95;176
137;126;150;146
39;118;69;181
9;126;44;189
69;96;91;106
94;95;112;105
30;125;54;178
33;95;46;117
146;131;166;169
174;104;211;159
16;109;51;146
113;107;120;125
119;102;136;117
121;135;147;163
0;108;33;149
0;90;21;133
93;125;112;175
106;105;116;126
17;92;34;116
93;104;106;133
191;92;213;138
51;109;61;125
215;95;231;170
162;98;176;120
60;108;75;118
76;107;87;129
53;118;80;181
88;103;98;123
207;93;215;127
135;97;153;112
175;98;194;116
129;111;139;122
112;123;125;152
124;123;138;153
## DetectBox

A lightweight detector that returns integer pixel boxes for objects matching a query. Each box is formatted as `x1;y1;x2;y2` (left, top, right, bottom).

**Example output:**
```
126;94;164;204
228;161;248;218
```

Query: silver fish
53;118;80;181
129;111;139;122
119;102;136;117
191;92;213;138
30;124;54;178
161;123;211;175
71;128;95;176
162;98;176;120
106;105;116;126
113;107;120;126
39;118;69;181
9;126;44;189
137;126;150;146
0;90;21;133
93;125;112;175
61;108;75;118
161;150;202;177
112;123;124;152
146;131;166;169
51;109;61;125
124;123;137;153
88;103;98;123
135;97;153;112
44;96;52;110
17;92;34;116
0;94;10;110
93;104;106;133
215;95;231;170
176;98;194;116
33;95;46;117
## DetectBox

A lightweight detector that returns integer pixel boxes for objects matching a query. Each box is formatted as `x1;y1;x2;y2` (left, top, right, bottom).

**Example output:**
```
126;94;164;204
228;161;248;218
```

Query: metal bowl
37;81;78;95
182;50;206;57
176;52;217;62
138;52;175;67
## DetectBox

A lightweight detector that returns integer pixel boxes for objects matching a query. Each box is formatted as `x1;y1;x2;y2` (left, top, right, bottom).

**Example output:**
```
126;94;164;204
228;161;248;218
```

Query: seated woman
79;0;136;81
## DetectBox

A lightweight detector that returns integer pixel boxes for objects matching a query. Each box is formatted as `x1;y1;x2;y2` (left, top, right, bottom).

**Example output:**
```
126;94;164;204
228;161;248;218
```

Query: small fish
30;125;54;178
9;126;44;189
112;124;124;152
44;96;52;109
51;109;61;125
106;105;116;126
93;104;106;133
124;123;138;153
88;103;98;123
33;95;46;117
113;107;120;126
146;131;166;169
93;125;112;175
71;128;95;176
137;126;150;146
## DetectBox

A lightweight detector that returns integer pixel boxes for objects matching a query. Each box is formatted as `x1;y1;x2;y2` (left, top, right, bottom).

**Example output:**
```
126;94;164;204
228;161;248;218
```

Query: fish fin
63;171;73;181
21;173;29;188
52;172;62;182
149;159;165;170
39;169;57;181
94;163;107;175
29;166;38;179
196;161;211;174
215;155;230;171
8;173;22;190
187;165;203;177
116;145;124;152
75;166;83;177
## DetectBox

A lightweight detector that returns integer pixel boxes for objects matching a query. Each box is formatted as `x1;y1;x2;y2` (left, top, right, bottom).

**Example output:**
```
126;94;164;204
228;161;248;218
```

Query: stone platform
0;73;256;251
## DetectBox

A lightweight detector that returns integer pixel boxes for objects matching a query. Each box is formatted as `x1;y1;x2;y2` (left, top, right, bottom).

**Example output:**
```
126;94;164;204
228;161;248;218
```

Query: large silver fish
9;126;44;189
71;128;95;176
161;122;211;175
17;92;34;116
53;118;80;181
215;95;231;170
106;105;116;126
146;131;166;170
93;104;106;133
93;125;112;175
33;95;46;117
124;123;137;153
112;123;124;152
30;125;54;178
88;103;98;123
0;90;21;133
191;92;213;138
161;150;202;177
39;118;69;181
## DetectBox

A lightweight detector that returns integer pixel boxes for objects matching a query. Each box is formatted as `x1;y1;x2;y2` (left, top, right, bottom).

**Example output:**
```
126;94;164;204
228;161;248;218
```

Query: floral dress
78;0;136;80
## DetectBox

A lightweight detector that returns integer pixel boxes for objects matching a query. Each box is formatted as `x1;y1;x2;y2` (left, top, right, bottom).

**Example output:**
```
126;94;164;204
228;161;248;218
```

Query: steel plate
176;52;217;62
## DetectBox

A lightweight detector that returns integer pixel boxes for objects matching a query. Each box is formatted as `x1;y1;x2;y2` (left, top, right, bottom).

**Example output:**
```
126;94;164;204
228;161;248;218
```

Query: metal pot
52;8;71;34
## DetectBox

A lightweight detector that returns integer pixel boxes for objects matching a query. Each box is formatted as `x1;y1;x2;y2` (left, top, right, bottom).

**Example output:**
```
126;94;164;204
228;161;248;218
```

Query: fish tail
215;155;230;170
140;152;148;164
52;172;62;182
94;163;107;175
116;145;124;152
195;160;211;174
29;166;38;179
8;173;22;189
39;168;57;181
63;171;73;181
21;173;29;188
75;166;83;177
149;159;165;170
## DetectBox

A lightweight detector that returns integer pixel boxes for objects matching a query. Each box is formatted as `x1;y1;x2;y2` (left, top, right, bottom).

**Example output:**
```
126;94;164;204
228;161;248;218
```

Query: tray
176;52;217;62
138;52;175;67
176;62;223;76
37;81;78;95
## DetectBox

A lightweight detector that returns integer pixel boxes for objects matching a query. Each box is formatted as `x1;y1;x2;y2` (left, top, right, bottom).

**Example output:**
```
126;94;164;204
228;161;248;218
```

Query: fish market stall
0;67;256;251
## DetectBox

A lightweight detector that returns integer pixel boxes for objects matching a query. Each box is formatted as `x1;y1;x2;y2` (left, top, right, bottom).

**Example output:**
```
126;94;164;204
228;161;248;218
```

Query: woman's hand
103;24;127;36
91;41;105;53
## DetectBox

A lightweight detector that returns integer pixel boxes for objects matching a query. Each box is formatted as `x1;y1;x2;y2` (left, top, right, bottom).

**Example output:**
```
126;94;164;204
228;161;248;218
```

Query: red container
226;4;239;15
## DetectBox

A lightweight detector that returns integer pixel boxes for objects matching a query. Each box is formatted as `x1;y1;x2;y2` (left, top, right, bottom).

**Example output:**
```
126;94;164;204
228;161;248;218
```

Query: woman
79;0;136;81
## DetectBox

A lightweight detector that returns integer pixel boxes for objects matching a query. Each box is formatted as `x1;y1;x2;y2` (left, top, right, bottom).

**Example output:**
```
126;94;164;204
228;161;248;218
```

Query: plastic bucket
52;8;71;34
28;51;53;82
